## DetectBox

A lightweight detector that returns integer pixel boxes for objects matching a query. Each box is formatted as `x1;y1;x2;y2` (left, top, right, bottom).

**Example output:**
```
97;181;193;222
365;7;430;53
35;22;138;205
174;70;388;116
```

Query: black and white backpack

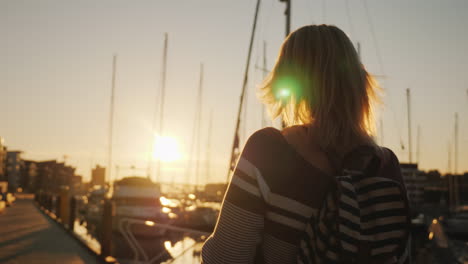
298;147;411;264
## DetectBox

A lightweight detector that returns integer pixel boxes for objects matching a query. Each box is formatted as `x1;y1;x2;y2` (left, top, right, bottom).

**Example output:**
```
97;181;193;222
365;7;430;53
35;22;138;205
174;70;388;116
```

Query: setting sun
153;135;181;162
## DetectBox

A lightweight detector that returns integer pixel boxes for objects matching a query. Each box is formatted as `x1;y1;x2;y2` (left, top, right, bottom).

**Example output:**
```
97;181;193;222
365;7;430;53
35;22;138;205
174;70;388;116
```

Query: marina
1;0;468;263
1;180;467;264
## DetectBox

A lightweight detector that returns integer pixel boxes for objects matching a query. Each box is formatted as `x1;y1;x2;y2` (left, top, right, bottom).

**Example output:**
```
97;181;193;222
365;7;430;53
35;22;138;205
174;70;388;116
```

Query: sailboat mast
206;110;213;183
226;0;261;181
448;142;453;210
416;125;420;164
261;41;268;128
186;64;204;189
448;141;452;174
454;112;458;174
406;88;412;163
147;40;163;178
279;0;291;36
107;54;117;184
454;112;459;208
156;33;168;182
195;64;204;191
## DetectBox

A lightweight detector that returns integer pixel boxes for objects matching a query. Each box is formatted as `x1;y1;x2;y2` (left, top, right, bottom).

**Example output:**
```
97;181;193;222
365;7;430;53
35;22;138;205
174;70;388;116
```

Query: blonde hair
260;25;380;154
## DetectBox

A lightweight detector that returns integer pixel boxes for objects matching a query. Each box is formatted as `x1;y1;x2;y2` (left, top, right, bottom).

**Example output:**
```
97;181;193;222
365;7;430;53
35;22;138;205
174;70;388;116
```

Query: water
73;220;205;264
72;201;468;264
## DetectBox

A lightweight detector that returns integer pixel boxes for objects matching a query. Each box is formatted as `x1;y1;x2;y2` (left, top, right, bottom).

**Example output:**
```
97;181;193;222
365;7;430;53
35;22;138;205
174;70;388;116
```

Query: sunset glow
153;135;181;162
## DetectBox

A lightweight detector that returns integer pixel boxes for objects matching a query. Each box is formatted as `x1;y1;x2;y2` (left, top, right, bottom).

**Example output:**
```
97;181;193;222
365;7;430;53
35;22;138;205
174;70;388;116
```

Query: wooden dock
0;194;99;264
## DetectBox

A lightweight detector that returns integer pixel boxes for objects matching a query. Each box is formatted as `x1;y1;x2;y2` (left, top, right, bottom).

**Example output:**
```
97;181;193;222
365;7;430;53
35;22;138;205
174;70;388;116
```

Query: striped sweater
201;127;406;264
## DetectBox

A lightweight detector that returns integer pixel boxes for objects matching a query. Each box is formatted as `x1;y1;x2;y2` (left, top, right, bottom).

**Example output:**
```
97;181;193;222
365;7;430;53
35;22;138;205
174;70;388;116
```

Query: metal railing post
100;199;114;258
46;193;49;208
69;196;76;231
47;193;51;210
59;186;70;227
56;195;61;219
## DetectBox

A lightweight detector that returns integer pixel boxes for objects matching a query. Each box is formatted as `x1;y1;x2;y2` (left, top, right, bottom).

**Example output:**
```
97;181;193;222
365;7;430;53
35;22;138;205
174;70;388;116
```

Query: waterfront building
35;160;76;193
35;160;56;191
461;172;468;203
70;175;83;195
91;165;105;187
400;163;427;207
6;151;23;192
56;163;76;192
21;160;37;192
422;170;447;205
0;137;7;181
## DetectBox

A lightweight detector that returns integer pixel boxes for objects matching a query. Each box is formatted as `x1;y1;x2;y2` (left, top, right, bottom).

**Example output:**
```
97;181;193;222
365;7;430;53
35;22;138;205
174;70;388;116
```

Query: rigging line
147;55;162;178
252;43;268;132
108;54;117;184
226;0;262;182
263;0;275;35
361;0;406;151
205;109;213;183
258;0;269;62
361;0;385;75
195;63;204;190
344;0;355;38
249;0;266;141
322;0;326;22
186;110;197;187
156;33;169;183
382;79;405;150
186;64;203;187
306;0;315;24
257;0;273;77
261;41;269;128
242;72;249;144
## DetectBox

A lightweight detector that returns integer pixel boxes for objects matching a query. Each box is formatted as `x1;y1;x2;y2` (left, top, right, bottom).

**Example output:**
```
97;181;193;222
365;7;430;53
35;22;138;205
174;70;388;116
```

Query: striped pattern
201;128;409;264
202;154;313;264
299;168;411;264
202;201;264;263
339;174;408;257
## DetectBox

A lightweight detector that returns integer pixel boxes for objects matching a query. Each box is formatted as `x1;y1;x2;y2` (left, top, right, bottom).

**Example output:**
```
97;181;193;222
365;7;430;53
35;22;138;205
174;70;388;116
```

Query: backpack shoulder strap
322;145;381;175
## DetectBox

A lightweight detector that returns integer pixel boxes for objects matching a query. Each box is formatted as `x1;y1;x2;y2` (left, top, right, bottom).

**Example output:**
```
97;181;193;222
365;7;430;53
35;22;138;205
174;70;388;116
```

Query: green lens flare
274;76;300;100
279;88;290;97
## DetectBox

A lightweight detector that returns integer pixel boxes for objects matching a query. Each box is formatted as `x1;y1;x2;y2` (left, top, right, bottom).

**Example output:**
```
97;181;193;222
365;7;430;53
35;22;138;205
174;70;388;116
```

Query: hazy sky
2;0;467;183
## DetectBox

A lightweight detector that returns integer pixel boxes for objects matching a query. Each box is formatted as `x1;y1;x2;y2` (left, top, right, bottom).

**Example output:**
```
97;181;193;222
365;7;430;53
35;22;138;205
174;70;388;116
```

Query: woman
201;25;409;263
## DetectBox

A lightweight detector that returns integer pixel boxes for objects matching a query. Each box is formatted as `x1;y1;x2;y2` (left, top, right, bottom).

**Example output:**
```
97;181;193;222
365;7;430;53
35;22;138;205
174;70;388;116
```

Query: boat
111;176;176;237
171;194;219;233
442;205;468;240
82;185;108;238
181;202;219;232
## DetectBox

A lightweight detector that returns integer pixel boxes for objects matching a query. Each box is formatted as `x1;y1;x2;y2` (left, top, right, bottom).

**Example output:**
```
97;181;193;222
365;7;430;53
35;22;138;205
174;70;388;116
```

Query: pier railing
118;217;210;264
35;188;211;264
35;188;115;263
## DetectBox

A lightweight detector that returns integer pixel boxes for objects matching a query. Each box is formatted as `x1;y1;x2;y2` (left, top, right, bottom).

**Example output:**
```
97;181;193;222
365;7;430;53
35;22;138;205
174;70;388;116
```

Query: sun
153;135;181;162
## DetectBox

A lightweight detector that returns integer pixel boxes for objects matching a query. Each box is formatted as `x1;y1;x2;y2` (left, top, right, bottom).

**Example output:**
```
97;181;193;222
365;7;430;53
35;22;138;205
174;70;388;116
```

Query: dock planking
0;194;99;264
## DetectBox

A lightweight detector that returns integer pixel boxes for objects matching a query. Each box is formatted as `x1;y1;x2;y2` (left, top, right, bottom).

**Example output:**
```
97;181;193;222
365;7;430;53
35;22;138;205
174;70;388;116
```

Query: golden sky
1;0;467;183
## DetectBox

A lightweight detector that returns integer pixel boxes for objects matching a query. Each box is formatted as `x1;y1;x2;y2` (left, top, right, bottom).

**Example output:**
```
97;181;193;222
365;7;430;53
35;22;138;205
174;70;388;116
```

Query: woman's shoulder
238;128;294;187
249;125;311;145
249;126;283;139
280;125;308;145
242;127;286;157
375;146;400;167
374;146;404;182
245;126;308;154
